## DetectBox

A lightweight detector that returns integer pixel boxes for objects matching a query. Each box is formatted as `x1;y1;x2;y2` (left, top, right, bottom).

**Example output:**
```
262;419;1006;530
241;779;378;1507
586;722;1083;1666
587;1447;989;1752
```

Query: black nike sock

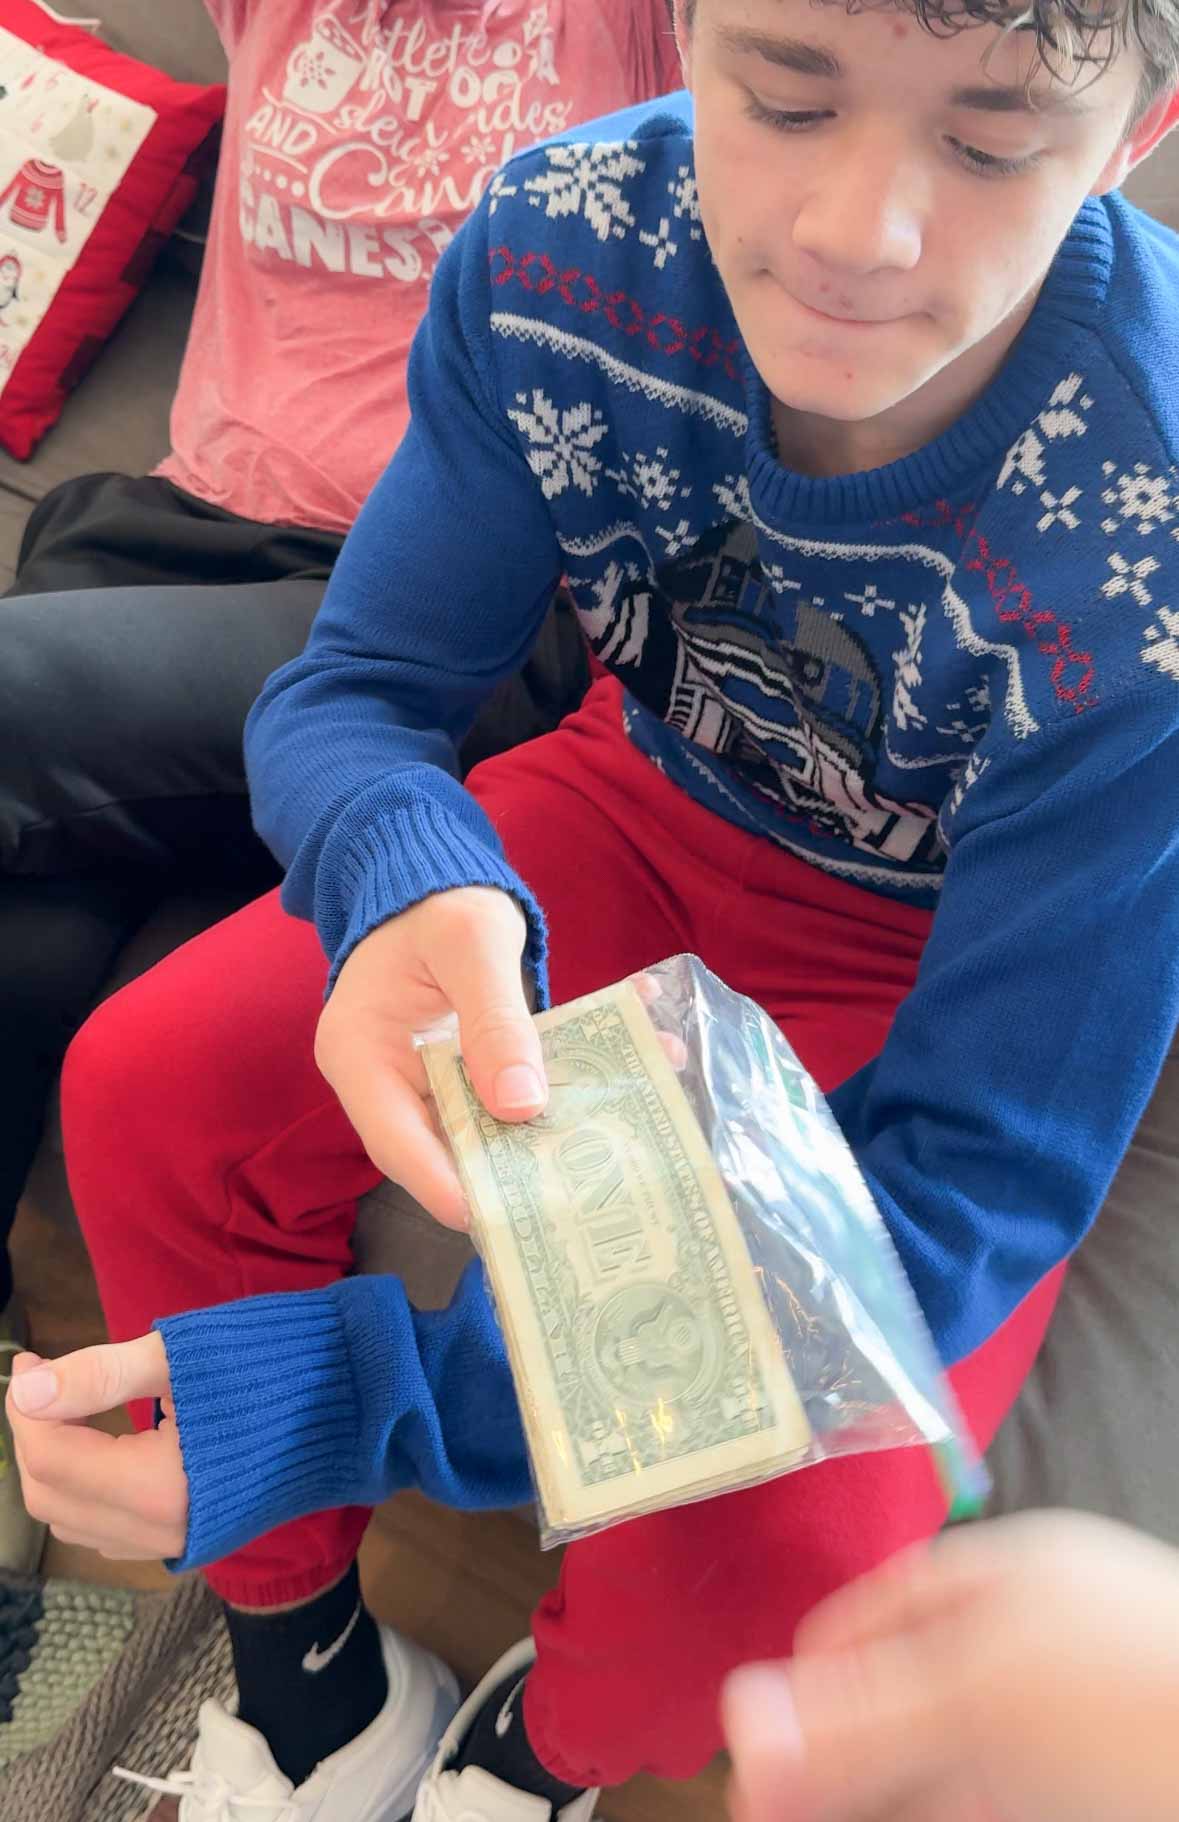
451;1664;586;1814
223;1562;387;1790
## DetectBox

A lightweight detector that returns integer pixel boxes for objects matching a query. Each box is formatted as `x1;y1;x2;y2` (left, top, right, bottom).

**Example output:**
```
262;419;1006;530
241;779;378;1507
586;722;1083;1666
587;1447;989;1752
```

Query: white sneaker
114;1624;460;1821
413;1640;599;1822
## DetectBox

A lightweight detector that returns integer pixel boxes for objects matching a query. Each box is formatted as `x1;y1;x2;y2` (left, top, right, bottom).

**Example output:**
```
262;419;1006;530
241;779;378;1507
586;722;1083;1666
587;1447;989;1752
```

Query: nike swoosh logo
302;1602;362;1676
495;1675;528;1740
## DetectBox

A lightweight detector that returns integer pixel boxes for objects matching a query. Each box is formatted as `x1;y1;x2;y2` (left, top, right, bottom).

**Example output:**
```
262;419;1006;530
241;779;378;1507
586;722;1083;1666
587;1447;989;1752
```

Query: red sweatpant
63;679;1060;1787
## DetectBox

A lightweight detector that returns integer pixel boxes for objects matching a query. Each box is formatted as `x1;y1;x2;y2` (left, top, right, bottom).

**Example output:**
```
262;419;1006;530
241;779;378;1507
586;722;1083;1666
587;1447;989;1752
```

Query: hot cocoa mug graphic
283;16;366;115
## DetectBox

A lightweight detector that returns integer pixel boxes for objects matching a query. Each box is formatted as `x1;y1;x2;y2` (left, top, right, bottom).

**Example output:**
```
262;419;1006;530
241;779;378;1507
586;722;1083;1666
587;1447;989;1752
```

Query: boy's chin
761;338;954;448
767;367;921;431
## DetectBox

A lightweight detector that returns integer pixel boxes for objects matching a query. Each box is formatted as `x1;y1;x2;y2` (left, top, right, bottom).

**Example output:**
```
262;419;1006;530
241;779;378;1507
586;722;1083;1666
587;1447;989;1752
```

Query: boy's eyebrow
716;26;1094;115
714;28;843;79
948;83;1092;116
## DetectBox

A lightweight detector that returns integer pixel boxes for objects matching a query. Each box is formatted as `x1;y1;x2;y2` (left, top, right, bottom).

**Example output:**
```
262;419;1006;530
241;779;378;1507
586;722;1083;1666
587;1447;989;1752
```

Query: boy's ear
1091;84;1179;193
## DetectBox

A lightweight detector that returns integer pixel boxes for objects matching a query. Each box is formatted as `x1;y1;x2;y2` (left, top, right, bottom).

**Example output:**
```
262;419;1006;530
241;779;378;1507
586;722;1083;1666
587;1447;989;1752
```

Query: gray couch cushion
53;0;227;86
354;1180;476;1312
988;1033;1179;1542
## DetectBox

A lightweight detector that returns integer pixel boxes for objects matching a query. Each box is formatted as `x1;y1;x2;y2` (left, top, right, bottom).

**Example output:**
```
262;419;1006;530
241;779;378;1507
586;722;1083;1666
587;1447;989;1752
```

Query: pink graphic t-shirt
159;0;681;533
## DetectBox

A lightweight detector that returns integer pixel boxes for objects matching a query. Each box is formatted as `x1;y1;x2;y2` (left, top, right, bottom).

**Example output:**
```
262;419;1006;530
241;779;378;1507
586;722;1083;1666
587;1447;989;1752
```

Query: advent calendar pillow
0;0;224;458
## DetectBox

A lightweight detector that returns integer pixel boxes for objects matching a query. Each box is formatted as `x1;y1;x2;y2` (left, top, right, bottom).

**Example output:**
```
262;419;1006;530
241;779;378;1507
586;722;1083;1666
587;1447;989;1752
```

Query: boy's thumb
9;1333;170;1421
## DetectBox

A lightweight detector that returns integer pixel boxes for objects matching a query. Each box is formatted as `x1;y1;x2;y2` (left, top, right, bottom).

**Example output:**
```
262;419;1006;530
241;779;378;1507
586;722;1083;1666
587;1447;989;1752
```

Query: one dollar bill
423;979;811;1535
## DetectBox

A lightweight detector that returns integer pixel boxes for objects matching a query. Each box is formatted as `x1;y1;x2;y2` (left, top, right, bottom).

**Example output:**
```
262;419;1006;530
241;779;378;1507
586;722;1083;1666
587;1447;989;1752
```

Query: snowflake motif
507;391;609;500
401;139;450;180
487;171;519;216
1037;485;1082;532
669;165;703;237
524;143;646;243
891;604;928;732
1141;605;1179;683
462;132;497;167
713;473;754;521
844;583;896;617
1099;462;1175;537
762;560;801;593
1102;550;1160;607
523;4;550;44
608;447;682;511
639;216;678;269
656;517;695;559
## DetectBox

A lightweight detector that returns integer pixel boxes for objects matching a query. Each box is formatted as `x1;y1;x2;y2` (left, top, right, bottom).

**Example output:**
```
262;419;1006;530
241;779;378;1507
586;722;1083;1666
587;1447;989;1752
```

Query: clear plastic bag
420;954;988;1548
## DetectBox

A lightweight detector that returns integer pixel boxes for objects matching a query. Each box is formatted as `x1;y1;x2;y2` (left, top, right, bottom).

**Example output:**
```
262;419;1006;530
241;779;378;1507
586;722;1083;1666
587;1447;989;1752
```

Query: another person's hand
722;1509;1179;1822
315;886;546;1230
7;1337;187;1560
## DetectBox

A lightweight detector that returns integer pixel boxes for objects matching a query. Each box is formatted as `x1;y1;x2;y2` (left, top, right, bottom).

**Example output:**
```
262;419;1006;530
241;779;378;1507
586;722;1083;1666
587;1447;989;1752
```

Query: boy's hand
7;1337;188;1560
722;1510;1179;1822
314;886;546;1230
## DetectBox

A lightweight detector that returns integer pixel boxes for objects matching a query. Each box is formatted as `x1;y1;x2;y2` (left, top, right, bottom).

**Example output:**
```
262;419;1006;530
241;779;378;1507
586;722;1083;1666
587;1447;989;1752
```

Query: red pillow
0;0;225;458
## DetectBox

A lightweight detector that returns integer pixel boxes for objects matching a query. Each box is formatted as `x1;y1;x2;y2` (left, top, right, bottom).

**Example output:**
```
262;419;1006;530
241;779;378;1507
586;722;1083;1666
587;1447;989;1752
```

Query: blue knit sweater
159;97;1179;1571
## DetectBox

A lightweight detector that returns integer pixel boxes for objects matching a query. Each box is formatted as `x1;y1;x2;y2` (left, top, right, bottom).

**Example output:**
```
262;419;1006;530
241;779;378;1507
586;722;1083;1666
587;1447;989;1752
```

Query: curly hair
674;0;1179;111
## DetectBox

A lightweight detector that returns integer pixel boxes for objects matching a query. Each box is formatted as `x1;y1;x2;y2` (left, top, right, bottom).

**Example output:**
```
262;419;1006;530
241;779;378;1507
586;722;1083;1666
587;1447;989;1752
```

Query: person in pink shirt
0;0;677;1595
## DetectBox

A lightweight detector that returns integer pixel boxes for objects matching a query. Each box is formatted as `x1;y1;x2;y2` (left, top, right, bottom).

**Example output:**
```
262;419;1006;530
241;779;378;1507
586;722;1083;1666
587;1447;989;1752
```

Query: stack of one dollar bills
424;978;812;1538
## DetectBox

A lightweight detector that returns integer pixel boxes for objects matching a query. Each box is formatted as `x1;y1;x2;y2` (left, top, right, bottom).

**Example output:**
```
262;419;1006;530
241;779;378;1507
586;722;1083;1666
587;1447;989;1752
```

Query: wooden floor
11;1153;727;1822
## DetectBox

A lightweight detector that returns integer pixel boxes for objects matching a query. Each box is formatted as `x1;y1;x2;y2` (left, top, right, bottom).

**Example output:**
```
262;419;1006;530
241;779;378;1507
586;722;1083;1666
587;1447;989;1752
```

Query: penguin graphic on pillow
0;253;21;317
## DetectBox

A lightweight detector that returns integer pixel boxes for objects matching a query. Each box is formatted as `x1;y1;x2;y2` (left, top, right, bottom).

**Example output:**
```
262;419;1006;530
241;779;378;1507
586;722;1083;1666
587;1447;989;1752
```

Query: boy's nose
793;151;924;279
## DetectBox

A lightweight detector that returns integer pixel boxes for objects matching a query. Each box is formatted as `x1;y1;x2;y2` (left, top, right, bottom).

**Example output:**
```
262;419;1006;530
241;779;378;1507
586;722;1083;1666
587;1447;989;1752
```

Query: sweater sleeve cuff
303;782;549;998
339;1263;532;1513
157;1288;365;1574
156;1261;533;1575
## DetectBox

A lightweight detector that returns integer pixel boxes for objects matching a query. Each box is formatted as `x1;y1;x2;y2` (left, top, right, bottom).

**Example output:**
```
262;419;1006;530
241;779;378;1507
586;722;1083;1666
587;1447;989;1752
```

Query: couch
9;0;1179;1543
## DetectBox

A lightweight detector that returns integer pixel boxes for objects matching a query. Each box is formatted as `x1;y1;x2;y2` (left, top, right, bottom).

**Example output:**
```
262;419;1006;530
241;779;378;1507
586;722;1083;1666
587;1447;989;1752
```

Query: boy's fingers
13;1418;185;1520
434;905;547;1123
657;1030;689;1070
20;1470;184;1558
8;1332;169;1422
328;1044;470;1229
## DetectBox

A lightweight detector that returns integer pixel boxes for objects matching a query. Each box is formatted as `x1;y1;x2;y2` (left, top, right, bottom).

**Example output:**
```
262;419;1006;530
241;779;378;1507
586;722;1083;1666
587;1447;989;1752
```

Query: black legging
0;472;588;1303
